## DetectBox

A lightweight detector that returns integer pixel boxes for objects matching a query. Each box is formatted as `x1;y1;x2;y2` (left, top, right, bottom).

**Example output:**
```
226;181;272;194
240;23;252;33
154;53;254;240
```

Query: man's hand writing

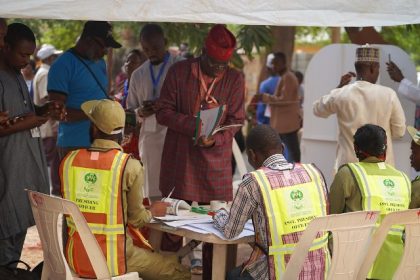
149;201;170;217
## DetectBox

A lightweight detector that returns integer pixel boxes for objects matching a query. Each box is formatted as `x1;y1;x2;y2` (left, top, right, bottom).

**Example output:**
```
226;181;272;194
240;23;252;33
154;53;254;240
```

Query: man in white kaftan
387;61;420;105
313;45;406;172
127;24;181;197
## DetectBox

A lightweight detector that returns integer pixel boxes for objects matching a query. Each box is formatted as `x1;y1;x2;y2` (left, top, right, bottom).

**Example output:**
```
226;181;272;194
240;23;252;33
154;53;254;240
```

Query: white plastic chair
26;190;140;280
357;209;420;280
283;211;380;280
232;138;247;178
232;138;248;196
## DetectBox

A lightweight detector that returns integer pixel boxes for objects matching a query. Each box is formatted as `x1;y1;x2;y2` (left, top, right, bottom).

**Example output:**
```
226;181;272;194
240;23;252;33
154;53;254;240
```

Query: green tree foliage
8;19;418;69
9;19;84;50
9;19;273;68
381;24;420;68
117;22;272;67
40;20;84;50
236;25;273;59
295;27;331;45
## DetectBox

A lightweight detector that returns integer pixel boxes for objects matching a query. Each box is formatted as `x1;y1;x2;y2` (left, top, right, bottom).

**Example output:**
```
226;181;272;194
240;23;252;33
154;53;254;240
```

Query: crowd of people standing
1;18;420;280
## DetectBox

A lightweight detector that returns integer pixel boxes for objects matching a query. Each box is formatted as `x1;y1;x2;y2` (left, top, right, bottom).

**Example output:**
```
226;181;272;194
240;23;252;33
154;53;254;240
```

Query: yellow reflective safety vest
347;162;411;279
252;163;330;280
60;148;129;278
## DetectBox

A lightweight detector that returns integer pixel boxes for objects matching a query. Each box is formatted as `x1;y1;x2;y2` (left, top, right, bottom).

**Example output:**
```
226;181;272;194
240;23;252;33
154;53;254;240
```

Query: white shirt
127;54;181;197
397;78;420;105
33;63;57;138
33;64;49;105
313;81;406;171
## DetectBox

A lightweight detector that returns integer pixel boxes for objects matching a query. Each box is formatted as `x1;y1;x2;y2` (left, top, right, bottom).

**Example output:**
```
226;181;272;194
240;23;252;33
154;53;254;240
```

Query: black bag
0;260;42;280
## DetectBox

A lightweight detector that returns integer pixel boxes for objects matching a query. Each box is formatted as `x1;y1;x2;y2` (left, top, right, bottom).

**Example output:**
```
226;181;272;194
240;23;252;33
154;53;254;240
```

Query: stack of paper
180;220;254;241
153;209;207;221
194;105;242;144
152;209;255;240
163;217;213;228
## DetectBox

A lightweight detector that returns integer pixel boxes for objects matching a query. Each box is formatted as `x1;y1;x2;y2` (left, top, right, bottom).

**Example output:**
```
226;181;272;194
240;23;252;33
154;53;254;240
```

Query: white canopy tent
0;0;419;26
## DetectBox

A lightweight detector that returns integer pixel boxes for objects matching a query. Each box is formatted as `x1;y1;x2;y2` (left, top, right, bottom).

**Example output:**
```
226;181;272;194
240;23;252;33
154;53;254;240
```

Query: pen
165;186;175;200
191;206;215;216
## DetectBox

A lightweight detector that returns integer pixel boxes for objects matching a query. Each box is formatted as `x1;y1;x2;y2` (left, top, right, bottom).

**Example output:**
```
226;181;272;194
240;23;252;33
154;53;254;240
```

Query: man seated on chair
59;99;190;280
407;126;420;209
213;125;330;280
329;124;410;279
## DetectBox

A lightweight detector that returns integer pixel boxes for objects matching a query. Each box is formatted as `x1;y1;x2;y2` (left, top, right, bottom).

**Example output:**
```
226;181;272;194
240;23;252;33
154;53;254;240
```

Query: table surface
146;222;254;245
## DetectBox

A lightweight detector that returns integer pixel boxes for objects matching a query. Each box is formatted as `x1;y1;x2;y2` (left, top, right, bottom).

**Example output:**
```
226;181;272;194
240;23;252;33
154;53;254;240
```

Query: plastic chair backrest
283;211;380;280
26;190;111;280
357;209;420;280
232;138;247;178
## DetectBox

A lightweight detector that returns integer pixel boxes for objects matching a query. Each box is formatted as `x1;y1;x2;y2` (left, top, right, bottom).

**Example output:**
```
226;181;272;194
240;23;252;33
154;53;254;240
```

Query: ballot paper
163;217;213;228
194;105;242;144
180;220;254;241
153;209;207;221
151;210;255;241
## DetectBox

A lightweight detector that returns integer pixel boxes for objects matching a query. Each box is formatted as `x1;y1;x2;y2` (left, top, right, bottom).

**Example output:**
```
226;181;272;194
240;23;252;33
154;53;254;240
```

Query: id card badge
144;115;157;132
30;127;41;138
264;105;271;118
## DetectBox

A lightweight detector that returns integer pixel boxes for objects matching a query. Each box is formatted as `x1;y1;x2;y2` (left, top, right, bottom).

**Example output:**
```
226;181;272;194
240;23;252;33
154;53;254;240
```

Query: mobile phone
13;112;30;119
36;104;51;117
388;54;391;63
125;111;136;126
4;114;25;125
142;100;154;107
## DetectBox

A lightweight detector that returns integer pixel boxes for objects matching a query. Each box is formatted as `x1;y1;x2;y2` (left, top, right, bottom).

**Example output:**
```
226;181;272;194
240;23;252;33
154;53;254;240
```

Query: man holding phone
48;21;121;159
386;59;420;107
156;25;245;279
0;23;64;267
127;24;181;198
387;58;420;129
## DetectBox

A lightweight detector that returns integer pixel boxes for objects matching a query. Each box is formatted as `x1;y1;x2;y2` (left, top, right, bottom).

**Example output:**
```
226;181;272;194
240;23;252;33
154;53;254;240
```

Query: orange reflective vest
60;148;129;278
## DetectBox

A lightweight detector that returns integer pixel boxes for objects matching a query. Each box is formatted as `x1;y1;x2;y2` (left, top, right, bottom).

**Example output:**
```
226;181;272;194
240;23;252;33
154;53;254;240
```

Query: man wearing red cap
156;24;245;278
157;24;244;207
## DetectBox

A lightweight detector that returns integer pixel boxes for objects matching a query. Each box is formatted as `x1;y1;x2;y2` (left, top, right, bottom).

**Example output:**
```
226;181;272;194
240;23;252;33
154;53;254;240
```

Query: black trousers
0;230;27;267
227;265;254;280
279;130;301;163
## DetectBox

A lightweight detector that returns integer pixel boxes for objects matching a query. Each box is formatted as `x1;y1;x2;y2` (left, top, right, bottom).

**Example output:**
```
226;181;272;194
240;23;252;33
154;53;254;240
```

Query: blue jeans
226;266;254;280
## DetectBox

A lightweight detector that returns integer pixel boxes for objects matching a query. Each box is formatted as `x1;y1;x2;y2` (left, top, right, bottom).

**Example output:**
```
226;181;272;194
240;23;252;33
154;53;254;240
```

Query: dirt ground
21;225;253;280
21;226;43;269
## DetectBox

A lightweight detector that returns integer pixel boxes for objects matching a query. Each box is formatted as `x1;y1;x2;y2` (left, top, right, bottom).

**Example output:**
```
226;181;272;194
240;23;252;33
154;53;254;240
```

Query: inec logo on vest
383;178;395;196
84;173;98;192
290;190;304;210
